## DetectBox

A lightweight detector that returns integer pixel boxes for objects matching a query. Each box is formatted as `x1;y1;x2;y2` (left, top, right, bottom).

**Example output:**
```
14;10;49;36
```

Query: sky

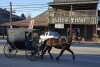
0;0;100;18
0;0;53;18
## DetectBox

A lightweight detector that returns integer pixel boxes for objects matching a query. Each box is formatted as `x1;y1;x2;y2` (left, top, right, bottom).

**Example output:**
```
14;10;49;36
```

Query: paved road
0;38;100;67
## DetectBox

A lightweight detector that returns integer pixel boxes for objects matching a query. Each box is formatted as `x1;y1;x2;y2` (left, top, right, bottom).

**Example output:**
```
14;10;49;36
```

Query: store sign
69;18;86;23
55;24;64;29
51;17;96;24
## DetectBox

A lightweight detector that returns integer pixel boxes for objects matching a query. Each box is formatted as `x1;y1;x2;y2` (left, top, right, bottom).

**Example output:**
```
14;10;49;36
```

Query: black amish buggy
3;28;40;61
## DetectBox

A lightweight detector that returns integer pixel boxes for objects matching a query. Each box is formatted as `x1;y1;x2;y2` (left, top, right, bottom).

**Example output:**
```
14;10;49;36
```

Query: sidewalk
72;42;100;48
0;36;7;45
0;36;100;48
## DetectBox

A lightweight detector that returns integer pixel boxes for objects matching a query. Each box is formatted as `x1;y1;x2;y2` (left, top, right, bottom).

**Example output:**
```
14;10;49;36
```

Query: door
87;26;92;40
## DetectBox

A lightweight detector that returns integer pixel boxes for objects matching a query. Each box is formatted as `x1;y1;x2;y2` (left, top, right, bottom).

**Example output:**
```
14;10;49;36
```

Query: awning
49;1;99;6
49;1;98;10
0;18;48;27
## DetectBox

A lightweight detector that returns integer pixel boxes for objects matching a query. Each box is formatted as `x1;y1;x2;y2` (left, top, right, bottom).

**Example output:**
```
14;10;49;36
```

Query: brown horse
40;37;75;60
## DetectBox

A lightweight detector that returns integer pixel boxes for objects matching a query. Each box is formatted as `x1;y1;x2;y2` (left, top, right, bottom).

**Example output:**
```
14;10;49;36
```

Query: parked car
39;31;66;44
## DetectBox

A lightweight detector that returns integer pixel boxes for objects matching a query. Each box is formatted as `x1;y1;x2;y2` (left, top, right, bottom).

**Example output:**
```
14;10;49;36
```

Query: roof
0;8;24;20
34;10;49;18
0;19;9;24
0;8;10;14
49;0;99;5
0;18;48;27
0;7;48;27
48;0;99;10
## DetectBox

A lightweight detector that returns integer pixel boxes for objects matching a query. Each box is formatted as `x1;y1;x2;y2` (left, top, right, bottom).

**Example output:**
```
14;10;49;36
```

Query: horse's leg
56;49;65;61
41;46;49;59
40;45;46;56
66;48;75;60
48;46;53;60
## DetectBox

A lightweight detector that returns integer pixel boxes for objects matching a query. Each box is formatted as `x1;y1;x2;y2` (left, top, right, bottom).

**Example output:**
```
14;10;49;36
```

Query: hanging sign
55;24;64;29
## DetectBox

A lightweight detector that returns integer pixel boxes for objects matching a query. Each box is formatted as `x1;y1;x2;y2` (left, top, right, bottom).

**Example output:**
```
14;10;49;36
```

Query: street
0;38;100;67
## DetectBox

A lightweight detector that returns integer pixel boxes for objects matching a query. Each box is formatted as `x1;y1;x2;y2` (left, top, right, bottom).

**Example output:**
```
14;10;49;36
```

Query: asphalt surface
0;37;100;67
1;37;100;47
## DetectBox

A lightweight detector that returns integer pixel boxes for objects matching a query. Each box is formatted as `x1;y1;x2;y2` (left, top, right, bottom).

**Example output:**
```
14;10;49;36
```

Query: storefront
48;0;99;41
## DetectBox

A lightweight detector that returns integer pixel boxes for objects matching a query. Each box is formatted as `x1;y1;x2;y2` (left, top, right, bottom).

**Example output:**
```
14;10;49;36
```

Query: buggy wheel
26;46;38;61
3;43;17;58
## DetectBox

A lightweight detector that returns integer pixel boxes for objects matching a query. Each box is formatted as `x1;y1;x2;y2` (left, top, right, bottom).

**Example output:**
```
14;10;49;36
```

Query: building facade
48;0;99;41
0;8;24;37
0;8;23;24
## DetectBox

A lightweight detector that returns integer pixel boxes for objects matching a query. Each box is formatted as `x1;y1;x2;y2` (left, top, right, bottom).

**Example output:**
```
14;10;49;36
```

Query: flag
97;28;100;31
97;25;100;31
28;20;34;29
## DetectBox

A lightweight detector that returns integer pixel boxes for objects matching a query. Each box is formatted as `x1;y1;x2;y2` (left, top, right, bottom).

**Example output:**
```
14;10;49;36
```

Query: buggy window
49;32;60;36
32;32;38;38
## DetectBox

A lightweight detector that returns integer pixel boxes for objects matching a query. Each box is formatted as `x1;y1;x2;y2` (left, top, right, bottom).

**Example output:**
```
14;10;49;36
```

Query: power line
13;4;48;6
5;6;48;10
0;4;48;7
5;5;100;9
0;5;9;7
1;2;100;14
1;3;100;11
1;5;100;9
17;10;46;12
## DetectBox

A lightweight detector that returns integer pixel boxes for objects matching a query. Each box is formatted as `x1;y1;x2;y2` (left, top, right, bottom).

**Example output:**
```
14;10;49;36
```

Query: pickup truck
39;31;66;44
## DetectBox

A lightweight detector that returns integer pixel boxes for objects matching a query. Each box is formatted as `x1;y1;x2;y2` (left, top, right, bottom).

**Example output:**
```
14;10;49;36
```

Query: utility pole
48;6;51;31
10;2;12;28
96;4;98;43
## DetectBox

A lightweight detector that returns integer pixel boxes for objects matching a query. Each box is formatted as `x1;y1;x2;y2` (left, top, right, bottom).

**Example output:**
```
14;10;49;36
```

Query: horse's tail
39;39;49;51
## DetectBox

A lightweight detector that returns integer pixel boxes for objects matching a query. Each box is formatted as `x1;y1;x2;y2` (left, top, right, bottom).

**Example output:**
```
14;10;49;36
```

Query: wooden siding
50;9;96;16
49;9;97;24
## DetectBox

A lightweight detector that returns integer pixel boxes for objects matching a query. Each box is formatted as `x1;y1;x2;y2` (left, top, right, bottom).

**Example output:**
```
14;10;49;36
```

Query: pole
70;5;72;35
96;4;98;43
10;2;12;28
48;6;50;31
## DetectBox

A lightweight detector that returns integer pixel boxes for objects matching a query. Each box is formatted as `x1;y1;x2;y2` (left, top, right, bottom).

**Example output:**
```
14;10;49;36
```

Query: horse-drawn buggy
3;28;75;61
3;28;40;61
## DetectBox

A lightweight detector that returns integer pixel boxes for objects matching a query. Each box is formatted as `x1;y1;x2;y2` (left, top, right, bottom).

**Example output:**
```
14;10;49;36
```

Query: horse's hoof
73;57;75;60
40;55;43;59
40;57;43;59
51;58;53;60
51;57;53;60
56;57;59;61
